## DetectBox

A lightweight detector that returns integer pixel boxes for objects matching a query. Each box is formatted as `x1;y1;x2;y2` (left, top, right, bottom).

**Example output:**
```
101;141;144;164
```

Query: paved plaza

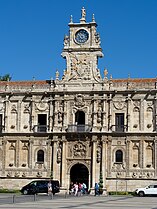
0;194;157;209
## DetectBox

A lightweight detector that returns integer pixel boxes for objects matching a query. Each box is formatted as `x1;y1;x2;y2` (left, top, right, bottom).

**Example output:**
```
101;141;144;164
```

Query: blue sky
0;0;157;81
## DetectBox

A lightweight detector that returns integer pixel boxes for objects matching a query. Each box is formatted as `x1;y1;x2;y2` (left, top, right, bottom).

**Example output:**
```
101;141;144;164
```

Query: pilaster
101;136;107;186
139;139;144;168
4;96;9;132
52;137;58;179
154;94;157;131
108;94;112;131
92;95;98;132
126;94;131;132
48;96;53;132
125;137;130;177
102;94;107;132
30;97;35;132
91;135;97;187
63;97;68;131
107;136;112;177
154;137;157;177
29;137;33;174
17;100;21;131
61;137;67;189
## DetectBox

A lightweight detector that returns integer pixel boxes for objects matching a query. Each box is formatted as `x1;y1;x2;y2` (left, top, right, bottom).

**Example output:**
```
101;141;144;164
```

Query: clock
75;29;89;44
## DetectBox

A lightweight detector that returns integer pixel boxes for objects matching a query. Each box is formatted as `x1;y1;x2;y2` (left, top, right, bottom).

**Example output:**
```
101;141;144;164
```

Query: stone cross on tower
80;7;86;23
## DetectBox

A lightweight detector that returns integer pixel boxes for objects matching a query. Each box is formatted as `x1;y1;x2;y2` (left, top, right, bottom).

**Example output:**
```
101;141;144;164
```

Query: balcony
33;125;48;133
67;124;91;133
110;125;128;132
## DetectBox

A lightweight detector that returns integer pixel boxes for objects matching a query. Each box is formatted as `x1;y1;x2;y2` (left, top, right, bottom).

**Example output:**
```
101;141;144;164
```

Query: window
37;150;44;163
115;150;123;163
115;113;124;132
37;114;47;132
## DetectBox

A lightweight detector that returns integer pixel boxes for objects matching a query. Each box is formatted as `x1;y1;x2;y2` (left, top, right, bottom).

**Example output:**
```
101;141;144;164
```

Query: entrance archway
70;163;89;188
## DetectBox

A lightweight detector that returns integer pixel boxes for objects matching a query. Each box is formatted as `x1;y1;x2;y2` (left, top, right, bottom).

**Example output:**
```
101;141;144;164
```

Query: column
29;138;33;174
17;100;21;131
139;139;144;168
30;96;35;132
126;94;131;132
92;95;98;132
4;96;9;132
154;137;157;177
53;98;59;132
102;94;107;132
61;137;67;189
91;136;97;188
154;94;157;131
101;136;107;187
108;94;112;131
140;99;144;131
52;137;58;179
46;139;52;177
48;96;53;132
63;97;68;131
107;137;112;177
125;137;130;177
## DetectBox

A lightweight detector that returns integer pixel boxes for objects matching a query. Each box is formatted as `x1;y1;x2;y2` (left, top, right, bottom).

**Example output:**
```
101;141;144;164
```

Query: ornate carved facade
0;8;157;192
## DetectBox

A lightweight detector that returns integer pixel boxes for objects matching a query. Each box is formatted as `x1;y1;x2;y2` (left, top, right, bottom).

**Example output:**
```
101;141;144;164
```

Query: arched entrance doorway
70;163;89;188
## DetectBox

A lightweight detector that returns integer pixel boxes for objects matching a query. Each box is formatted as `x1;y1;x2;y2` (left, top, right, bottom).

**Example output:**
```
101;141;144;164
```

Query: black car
20;180;60;195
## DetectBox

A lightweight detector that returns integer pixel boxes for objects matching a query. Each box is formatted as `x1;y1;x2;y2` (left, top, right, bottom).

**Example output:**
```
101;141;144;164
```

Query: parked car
20;180;60;195
135;184;157;196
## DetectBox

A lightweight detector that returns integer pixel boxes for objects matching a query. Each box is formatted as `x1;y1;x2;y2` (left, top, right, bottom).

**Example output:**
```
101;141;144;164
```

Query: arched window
37;150;44;163
115;150;123;163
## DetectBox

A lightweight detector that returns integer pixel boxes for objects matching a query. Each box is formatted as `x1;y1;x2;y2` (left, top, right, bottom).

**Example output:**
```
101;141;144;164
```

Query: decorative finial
70;15;73;23
104;68;108;78
80;7;86;23
92;14;95;22
55;70;59;80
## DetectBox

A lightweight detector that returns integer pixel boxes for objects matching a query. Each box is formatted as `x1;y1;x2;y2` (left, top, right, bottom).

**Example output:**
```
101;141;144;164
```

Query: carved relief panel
68;141;91;159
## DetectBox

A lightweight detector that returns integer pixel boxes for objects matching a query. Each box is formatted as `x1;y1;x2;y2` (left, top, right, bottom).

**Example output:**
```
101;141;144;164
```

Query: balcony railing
33;125;48;133
67;124;91;133
110;125;128;132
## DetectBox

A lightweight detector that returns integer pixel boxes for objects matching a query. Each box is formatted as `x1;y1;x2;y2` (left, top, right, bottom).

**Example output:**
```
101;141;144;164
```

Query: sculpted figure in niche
95;32;101;44
75;94;85;107
58;111;62;123
64;35;69;46
96;147;101;163
57;144;62;163
97;106;102;123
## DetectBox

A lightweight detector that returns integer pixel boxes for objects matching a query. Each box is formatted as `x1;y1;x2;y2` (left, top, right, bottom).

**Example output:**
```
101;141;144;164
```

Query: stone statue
81;7;86;19
64;35;69;46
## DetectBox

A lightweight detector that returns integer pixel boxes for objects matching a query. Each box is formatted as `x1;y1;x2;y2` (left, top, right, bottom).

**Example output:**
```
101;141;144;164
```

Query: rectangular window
115;113;124;132
37;114;47;132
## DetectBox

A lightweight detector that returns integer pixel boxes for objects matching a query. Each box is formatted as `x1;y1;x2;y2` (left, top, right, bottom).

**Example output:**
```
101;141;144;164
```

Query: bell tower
61;8;103;83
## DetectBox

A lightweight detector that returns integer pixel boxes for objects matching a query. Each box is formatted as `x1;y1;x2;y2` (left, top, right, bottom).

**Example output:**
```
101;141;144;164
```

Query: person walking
48;180;52;196
94;182;99;196
74;182;78;196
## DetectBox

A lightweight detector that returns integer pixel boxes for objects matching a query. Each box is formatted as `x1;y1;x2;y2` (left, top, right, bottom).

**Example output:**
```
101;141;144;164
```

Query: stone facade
0;8;157;192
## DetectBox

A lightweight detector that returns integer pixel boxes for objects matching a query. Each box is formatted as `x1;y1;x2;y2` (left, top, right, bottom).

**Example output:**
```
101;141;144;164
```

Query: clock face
75;29;89;44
